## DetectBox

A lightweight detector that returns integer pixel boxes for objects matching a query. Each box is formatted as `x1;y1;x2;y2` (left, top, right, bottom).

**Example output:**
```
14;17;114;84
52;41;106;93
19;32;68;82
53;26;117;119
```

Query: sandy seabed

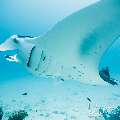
0;75;120;120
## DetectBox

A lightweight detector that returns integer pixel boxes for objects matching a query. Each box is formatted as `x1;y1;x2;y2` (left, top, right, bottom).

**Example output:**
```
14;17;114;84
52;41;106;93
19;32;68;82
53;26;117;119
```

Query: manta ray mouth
17;35;34;38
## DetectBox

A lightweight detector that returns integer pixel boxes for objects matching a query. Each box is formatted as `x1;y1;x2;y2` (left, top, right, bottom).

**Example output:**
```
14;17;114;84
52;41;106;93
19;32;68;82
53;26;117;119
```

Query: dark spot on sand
22;93;28;96
73;66;77;69
41;100;46;103
60;78;65;82
53;110;59;114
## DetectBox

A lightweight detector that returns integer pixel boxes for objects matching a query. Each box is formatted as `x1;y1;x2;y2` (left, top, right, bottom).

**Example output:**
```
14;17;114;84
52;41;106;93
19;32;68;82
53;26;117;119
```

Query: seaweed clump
0;107;3;120
8;110;28;120
99;106;120;120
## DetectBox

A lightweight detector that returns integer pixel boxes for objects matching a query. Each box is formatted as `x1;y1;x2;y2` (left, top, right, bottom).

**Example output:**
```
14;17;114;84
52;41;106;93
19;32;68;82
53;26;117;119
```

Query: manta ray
0;0;120;85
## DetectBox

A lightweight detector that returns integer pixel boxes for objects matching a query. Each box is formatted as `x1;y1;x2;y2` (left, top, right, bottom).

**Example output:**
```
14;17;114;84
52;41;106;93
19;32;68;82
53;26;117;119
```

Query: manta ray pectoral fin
0;35;18;51
0;41;15;51
33;0;120;85
0;35;40;52
0;44;8;52
0;35;40;65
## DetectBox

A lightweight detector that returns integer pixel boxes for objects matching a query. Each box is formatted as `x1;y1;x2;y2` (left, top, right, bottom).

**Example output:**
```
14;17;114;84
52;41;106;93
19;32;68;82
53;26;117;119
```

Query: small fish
22;93;28;96
86;97;92;102
60;78;65;82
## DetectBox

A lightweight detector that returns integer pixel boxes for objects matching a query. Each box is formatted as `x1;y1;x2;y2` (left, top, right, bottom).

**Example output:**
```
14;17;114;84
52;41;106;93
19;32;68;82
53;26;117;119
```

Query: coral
0;107;3;120
8;110;28;120
99;106;120;120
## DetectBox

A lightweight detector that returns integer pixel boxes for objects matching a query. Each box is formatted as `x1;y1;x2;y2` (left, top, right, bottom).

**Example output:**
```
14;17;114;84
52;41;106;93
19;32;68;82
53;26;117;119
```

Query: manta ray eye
13;38;19;44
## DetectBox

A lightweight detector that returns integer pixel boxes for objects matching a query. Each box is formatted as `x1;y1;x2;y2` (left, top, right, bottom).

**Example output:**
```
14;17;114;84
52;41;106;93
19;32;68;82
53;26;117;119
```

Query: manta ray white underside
0;0;120;85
